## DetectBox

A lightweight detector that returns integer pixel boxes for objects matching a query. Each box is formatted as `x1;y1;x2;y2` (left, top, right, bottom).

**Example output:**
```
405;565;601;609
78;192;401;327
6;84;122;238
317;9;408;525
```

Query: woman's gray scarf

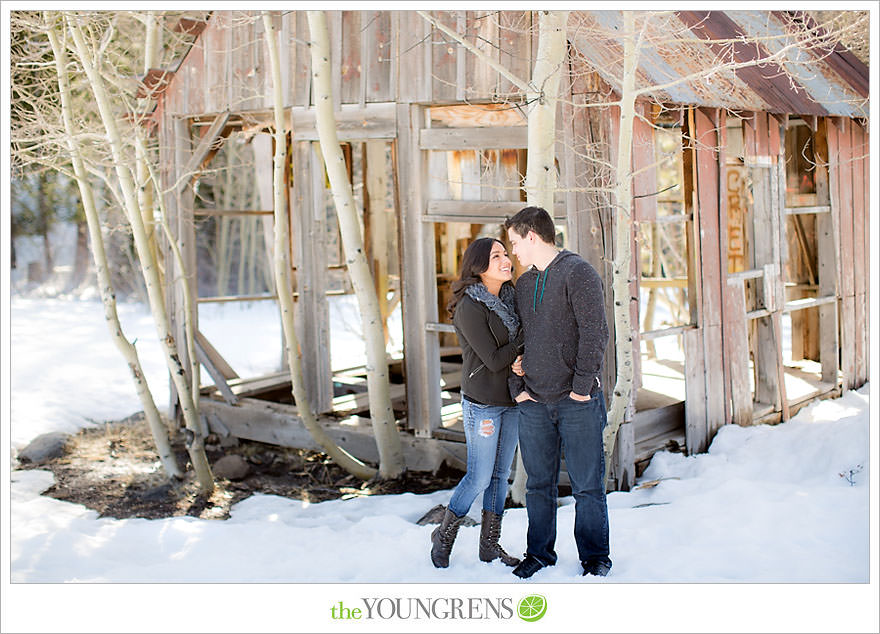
464;282;520;340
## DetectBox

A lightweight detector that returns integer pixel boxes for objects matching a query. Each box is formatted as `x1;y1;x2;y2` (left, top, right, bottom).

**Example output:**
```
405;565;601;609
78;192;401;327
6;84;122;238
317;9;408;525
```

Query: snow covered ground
3;297;878;633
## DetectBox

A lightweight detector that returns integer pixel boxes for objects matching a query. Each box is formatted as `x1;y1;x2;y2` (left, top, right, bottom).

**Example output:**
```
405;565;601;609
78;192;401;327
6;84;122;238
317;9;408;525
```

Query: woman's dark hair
446;237;508;319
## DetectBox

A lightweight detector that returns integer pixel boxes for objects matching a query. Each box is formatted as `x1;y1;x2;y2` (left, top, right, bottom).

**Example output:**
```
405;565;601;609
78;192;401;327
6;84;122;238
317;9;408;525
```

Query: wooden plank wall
692;107;727;439
850;121;868;387
161;10;534;117
288;141;333;414
828;118;870;391
813;119;840;385
396;104;441;437
744;112;783;412
561;69;632;489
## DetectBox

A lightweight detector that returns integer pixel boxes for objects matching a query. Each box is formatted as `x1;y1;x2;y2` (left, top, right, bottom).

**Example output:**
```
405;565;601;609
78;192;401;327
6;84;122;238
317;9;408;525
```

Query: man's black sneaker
512;554;548;579
581;557;612;577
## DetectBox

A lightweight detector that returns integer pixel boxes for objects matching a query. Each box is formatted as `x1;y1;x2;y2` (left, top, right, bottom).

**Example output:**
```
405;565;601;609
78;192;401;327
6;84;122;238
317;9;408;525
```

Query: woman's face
479;241;513;286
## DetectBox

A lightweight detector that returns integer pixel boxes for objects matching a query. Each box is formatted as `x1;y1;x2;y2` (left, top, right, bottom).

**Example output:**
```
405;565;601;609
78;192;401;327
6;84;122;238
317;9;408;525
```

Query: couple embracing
430;206;612;579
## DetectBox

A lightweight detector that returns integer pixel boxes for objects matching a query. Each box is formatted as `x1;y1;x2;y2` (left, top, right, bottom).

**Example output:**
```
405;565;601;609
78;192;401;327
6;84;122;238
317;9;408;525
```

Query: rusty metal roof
567;10;868;118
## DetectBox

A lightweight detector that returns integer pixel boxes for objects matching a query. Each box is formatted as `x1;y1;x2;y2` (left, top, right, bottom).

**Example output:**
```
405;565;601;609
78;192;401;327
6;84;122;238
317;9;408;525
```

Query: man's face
506;227;533;268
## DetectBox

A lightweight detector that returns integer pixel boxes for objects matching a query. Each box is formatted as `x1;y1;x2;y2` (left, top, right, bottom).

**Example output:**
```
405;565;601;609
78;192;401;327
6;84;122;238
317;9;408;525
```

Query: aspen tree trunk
68;16;214;494
137;11;162;285
603;11;639;484
262;12;376;480
524;10;569;210
47;15;182;480
306;10;405;479
510;10;570;505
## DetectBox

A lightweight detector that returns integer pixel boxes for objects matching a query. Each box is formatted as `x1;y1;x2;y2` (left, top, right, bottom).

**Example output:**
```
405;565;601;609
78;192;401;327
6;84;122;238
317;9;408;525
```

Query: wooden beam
291;103;398;141
201;397;466;473
195;329;239;379
639;277;689;289
693;108;725;437
771;312;790;422
784;205;831;215
640;324;695;341
815;119;840;382
197;294;278;303
193;209;274;216
425;321;456;333
632;100;657;222
293;142;333;414
195;339;238;405
174;112;231;196
725;279;752;425
727;268;764;282
633;401;685;463
850;121;867;386
424;200;545;221
397;104;441;436
683;327;708;454
782;295;837;312
419;126;528;150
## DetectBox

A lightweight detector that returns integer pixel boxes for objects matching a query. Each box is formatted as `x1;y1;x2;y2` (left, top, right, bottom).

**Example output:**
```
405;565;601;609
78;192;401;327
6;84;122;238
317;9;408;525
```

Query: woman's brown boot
479;509;521;567
431;508;467;568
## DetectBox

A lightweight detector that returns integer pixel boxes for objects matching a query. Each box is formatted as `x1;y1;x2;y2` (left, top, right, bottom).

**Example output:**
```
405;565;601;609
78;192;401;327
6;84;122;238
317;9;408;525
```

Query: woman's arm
454;299;522;373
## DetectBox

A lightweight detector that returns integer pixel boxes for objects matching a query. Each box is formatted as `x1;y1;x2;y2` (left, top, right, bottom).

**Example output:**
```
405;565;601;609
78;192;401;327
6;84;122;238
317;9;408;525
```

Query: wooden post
814;118;840;385
682;107;707;451
837;119;856;391
851;121;867;387
683;327;708;453
364;140;392;345
693;107;726;439
725;278;752;425
286;141;332;414
396;104;441;437
744;112;780;411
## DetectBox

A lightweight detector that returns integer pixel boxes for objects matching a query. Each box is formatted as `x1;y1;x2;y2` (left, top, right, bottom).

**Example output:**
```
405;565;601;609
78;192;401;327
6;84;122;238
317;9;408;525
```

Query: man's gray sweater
508;250;609;403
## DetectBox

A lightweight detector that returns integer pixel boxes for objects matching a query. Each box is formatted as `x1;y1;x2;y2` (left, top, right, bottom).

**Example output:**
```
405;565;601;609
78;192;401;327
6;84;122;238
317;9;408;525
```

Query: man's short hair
504;206;556;244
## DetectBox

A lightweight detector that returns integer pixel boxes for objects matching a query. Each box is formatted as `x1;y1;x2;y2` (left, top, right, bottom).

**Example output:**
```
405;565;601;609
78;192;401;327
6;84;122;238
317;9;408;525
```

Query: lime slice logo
517;594;547;622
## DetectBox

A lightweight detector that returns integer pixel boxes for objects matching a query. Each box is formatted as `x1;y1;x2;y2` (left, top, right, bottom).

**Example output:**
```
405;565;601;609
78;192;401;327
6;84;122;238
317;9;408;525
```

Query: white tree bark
137;11;161;286
525;10;569;212
46;15;183;481
306;10;405;479
67;15;214;494
261;12;377;481
603;11;640;483
510;9;570;505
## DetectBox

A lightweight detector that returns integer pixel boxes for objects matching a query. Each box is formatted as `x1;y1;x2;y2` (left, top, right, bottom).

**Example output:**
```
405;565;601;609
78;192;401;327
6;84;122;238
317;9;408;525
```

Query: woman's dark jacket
453;290;523;407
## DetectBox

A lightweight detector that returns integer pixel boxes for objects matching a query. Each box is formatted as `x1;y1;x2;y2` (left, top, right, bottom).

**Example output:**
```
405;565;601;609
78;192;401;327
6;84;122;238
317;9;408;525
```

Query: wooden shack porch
150;10;869;492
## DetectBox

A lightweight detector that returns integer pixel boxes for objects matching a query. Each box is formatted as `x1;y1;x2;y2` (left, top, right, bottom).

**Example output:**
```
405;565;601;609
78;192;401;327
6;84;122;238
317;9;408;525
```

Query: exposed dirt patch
15;411;465;520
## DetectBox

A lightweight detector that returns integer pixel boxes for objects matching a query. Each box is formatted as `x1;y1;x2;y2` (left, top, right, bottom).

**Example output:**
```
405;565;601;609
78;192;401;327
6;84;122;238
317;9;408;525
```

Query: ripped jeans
447;399;519;517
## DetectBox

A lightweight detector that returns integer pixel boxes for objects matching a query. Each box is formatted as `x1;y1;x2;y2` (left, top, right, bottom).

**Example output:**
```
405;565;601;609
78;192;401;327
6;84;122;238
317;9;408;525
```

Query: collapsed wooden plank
195;329;238;379
201;396;466;473
195;338;238;406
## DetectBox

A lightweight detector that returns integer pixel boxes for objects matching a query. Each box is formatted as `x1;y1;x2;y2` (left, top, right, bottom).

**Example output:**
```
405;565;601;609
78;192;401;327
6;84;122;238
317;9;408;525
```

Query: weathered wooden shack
149;10;870;490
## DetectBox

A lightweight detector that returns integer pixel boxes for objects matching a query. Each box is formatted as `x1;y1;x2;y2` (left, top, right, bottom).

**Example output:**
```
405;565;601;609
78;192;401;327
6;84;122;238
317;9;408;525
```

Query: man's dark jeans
517;394;610;565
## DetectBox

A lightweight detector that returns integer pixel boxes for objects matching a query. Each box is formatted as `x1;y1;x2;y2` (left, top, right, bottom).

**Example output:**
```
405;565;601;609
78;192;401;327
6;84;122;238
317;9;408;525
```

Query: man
504;206;611;579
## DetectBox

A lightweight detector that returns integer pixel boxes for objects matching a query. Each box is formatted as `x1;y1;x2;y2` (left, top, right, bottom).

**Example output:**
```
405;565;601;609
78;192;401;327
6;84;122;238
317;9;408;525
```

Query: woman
430;237;523;569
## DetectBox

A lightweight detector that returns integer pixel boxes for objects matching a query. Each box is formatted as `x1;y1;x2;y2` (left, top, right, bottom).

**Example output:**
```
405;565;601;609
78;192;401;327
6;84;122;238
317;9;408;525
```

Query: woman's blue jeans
517;395;610;565
447;399;519;517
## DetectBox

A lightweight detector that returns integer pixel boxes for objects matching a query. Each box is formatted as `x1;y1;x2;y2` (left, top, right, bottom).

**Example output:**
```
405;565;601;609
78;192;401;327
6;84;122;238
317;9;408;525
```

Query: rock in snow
212;454;250;480
17;432;71;464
